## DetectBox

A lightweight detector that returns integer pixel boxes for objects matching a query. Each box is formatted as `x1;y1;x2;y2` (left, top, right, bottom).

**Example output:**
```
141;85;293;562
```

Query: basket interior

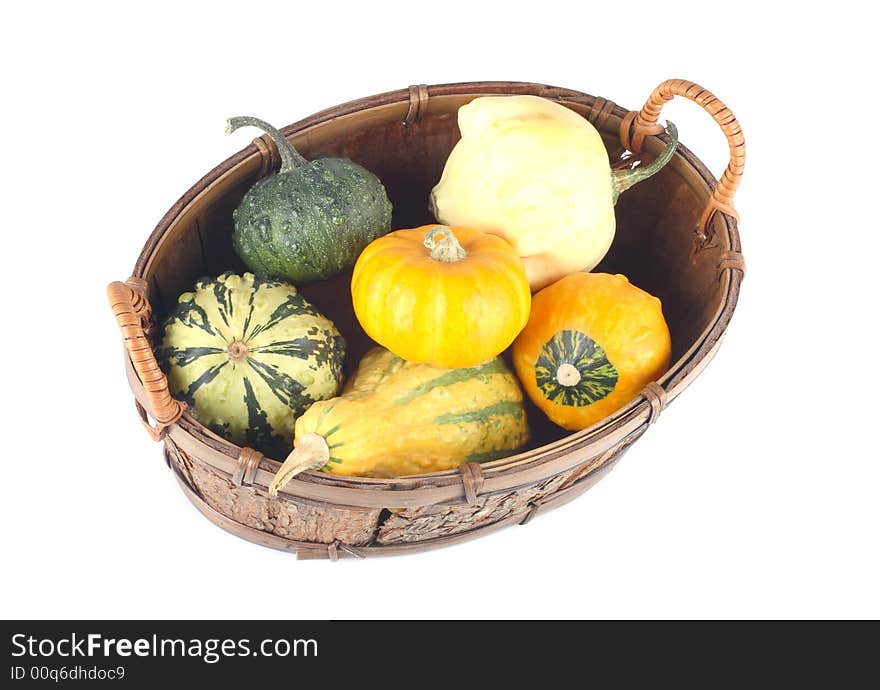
141;89;728;453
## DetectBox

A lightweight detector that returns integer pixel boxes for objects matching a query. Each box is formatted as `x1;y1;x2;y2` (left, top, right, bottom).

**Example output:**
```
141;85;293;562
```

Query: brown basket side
165;435;627;559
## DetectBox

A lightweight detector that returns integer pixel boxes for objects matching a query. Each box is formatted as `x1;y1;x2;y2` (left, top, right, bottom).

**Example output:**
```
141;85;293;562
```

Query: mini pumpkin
512;272;671;430
351;225;531;369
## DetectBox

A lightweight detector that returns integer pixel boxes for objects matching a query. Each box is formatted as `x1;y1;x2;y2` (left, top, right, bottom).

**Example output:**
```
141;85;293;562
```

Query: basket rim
127;80;743;504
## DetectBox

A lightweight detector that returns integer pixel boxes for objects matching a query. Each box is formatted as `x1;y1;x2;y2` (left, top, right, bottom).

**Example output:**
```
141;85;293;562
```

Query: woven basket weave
107;79;745;559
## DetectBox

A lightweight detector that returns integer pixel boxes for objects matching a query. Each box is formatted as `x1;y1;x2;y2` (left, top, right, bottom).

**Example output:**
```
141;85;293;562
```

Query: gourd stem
226;116;308;173
268;433;331;497
424;226;467;263
556;363;582;387
227;340;248;362
612;121;679;203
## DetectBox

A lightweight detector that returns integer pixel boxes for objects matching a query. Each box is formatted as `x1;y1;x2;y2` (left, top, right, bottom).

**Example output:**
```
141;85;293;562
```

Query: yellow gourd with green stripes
268;347;530;493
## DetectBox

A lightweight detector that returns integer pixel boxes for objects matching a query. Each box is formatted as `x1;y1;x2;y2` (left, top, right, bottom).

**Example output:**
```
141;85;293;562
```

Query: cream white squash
431;95;678;289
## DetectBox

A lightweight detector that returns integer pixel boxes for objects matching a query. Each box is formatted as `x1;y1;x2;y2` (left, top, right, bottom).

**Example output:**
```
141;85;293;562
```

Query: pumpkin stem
424;226;467;263
268;433;331;497
226;116;308;173
612;121;679;203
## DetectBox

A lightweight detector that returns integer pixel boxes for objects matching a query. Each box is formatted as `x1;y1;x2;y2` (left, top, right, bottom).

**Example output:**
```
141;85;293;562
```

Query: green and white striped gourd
158;272;345;457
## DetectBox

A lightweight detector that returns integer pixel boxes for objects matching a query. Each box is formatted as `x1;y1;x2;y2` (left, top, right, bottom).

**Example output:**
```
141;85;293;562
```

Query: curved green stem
424;226;467;263
226;115;308;173
268;433;330;497
612;121;679;203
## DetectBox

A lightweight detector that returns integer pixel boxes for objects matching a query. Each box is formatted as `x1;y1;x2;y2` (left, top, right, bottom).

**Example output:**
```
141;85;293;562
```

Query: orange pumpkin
513;272;671;430
351;225;531;369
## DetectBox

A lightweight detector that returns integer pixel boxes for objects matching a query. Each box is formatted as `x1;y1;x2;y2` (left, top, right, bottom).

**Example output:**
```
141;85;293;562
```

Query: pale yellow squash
431;95;677;290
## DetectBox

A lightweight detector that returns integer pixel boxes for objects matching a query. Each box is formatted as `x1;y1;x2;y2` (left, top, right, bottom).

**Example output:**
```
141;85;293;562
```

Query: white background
2;1;877;620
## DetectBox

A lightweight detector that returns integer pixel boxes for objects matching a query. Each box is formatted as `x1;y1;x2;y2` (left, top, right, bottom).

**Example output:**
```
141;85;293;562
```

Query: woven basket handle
620;79;745;239
107;278;185;440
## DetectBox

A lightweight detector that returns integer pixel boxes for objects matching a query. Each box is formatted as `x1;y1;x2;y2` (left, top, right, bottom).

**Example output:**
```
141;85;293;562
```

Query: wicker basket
107;79;745;560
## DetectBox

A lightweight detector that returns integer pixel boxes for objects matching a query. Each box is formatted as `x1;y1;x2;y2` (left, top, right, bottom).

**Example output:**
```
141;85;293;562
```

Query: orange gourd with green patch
513;272;671;431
